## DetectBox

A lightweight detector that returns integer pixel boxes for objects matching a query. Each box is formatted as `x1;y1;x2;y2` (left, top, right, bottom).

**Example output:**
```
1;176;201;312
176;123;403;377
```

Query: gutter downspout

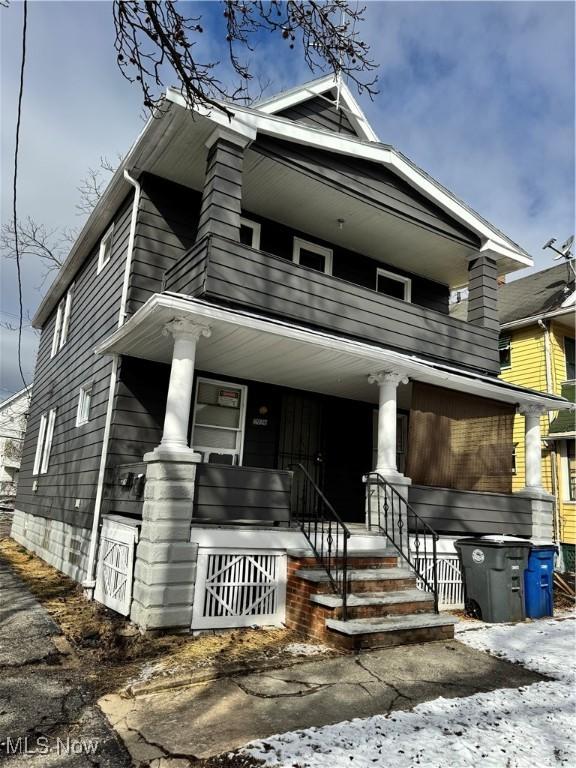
83;170;142;595
538;318;562;555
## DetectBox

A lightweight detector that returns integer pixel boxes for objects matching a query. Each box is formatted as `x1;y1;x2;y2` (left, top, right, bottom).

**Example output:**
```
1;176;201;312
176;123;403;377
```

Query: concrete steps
285;546;456;651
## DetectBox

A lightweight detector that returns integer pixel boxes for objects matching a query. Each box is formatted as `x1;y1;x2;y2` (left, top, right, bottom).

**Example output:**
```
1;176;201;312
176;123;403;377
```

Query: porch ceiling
95;294;573;412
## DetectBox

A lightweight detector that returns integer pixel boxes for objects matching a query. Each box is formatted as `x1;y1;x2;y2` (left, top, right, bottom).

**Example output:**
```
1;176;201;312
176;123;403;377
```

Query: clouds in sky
1;0;574;397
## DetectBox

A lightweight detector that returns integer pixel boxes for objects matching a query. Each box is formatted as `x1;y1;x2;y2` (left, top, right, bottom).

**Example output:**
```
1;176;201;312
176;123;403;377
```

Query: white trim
97;224;115;275
95;293;574;412
32;413;47;475
500;306;574;330
60;284;74;349
40;408;56;474
75;385;92;427
50;303;63;358
191;377;248;465
292;237;333;275
239;217;261;250
560;439;576;502
376;267;412;302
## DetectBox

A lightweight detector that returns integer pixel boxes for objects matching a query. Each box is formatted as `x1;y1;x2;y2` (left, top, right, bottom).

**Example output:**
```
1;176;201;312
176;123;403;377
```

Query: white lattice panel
94;518;138;616
415;554;464;610
192;549;286;629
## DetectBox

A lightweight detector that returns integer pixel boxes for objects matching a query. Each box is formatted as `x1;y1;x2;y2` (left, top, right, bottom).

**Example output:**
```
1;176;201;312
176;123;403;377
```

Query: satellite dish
561;235;574;257
542;238;556;250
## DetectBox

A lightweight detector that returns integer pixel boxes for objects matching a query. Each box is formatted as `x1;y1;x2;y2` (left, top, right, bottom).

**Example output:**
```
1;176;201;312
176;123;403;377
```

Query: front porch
94;293;569;638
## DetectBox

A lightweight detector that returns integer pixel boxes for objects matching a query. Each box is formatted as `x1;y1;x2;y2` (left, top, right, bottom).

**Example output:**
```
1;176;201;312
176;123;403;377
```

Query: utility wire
12;0;29;394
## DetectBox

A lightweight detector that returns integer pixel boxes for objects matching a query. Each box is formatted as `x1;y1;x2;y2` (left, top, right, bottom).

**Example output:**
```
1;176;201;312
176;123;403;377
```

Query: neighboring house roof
499;261;575;326
0;387;31;440
32;75;534;328
450;260;576;326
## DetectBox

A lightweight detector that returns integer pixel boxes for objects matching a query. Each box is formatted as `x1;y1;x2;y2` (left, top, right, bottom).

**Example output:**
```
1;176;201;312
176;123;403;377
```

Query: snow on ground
244;617;576;768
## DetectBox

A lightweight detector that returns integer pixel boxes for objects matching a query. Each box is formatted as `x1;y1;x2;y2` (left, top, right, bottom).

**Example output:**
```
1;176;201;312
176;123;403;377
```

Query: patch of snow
284;642;332;657
243;618;576;768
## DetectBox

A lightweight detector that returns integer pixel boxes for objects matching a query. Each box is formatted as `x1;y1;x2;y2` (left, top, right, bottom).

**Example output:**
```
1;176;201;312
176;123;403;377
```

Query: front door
191;378;247;464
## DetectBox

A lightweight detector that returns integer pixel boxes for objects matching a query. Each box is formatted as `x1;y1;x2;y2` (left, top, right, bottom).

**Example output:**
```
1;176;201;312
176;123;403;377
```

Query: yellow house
498;261;575;569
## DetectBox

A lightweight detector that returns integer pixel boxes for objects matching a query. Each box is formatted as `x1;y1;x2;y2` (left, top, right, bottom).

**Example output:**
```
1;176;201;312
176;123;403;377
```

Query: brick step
325;613;457;651
296;567;416;593
310;588;434;619
288;550;398;570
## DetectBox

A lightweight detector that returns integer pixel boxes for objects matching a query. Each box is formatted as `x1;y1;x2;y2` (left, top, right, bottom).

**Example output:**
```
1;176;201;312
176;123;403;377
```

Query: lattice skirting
94;517;139;616
192;549;287;629
415;554;464;610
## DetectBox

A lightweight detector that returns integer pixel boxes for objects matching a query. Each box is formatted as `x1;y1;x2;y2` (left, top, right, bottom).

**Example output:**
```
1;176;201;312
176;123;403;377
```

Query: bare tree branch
76;155;118;215
113;1;377;116
0;217;74;289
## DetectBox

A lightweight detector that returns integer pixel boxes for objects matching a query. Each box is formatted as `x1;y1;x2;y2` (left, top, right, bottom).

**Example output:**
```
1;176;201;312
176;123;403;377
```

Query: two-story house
498;263;575;571
12;77;572;648
0;387;31;536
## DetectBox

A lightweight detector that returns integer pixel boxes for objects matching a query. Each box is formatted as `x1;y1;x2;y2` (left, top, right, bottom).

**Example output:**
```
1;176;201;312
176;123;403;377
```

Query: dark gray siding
193;465;292;524
15;195;134;529
277;90;359;137
127;174;201;317
407;485;533;537
253;137;482;248
164;236;500;373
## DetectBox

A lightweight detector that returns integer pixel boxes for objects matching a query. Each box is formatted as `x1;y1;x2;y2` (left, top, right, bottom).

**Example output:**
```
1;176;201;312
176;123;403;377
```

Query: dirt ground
0;538;340;698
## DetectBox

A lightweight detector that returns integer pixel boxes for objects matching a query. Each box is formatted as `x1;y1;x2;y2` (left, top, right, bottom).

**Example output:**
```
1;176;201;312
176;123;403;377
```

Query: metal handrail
291;463;351;620
364;472;440;613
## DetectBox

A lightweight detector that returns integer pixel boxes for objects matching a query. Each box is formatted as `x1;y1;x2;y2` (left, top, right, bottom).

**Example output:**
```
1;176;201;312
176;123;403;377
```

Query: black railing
291;463;351;620
364;472;440;613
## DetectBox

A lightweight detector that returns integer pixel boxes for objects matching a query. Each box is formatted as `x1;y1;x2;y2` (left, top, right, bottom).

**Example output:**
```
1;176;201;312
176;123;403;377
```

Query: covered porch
95;292;570;630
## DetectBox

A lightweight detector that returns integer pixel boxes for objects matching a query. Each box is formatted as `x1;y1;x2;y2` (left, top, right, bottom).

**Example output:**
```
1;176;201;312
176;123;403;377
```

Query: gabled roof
499;261;575;326
254;74;379;142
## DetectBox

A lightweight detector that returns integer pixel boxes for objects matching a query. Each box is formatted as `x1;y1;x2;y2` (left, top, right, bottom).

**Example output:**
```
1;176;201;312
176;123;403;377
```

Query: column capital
205;126;255;151
163;317;212;343
368;370;409;387
518;402;547;417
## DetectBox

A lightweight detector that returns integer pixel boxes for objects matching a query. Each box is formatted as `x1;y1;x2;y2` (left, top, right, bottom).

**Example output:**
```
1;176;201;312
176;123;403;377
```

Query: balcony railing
164;235;500;373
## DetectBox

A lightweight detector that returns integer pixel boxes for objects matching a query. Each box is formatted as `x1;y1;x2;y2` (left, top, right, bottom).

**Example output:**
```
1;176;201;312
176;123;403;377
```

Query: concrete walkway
0;557;131;767
100;634;545;764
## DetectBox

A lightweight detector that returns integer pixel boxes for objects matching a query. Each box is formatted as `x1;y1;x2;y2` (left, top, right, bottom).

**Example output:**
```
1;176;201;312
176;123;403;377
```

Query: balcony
164;235;500;374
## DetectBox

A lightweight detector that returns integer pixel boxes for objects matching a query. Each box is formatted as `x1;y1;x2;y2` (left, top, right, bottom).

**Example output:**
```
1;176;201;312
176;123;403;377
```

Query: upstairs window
97;224;114;274
239;218;261;250
376;268;411;302
50;285;74;357
565;336;575;380
32;409;56;475
76;385;92;427
293;238;333;275
499;335;512;369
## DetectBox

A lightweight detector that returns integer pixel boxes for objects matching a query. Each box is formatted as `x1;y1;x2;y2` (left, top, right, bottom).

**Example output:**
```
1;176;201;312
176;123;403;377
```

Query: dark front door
277;391;325;519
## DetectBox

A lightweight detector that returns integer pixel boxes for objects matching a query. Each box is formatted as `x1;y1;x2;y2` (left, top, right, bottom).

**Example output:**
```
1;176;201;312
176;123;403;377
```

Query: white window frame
559;440;576;503
191;377;248;465
239;217;261;250
33;408;56;475
292;237;333;275
50;285;74;357
76;385;92;427
375;267;412;302
97;224;115;274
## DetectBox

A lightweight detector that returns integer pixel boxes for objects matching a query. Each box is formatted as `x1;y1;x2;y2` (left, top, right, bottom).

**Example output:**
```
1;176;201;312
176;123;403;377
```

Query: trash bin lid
455;535;531;548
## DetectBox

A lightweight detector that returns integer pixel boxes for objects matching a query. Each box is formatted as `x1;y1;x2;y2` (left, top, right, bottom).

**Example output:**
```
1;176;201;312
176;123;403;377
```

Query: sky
1;0;574;398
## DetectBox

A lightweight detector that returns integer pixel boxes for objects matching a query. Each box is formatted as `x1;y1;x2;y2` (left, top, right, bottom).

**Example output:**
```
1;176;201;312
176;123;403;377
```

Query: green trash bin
455;536;532;623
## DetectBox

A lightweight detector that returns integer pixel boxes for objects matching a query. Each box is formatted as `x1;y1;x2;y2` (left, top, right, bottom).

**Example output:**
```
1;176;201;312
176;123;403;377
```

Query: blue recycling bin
524;545;556;618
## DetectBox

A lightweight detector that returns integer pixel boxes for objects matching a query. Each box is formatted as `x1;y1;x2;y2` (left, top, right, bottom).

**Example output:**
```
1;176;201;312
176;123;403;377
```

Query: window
191;379;247;465
565;336;575;381
239;218;261;250
376;268;412;302
293;238;333;275
567;441;576;502
97;224;114;274
50;285;74;357
512;443;518;475
499;335;512;369
76;385;92;426
32;409;56;475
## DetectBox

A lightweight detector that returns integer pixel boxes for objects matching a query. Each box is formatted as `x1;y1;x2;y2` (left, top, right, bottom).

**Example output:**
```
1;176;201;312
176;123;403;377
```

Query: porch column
516;403;555;541
195;128;254;244
368;370;409;481
467;250;499;332
152;317;211;459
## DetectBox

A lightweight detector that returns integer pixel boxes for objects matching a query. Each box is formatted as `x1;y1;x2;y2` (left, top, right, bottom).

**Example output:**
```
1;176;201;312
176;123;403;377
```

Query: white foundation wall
10;508;91;583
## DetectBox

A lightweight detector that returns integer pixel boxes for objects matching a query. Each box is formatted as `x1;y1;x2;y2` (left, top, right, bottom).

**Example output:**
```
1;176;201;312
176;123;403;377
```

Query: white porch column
368;370;409;481
517;403;547;496
148;317;211;460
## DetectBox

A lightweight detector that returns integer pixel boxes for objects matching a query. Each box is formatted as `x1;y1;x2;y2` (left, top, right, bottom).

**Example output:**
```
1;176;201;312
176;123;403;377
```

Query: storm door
277;392;325;520
191;378;247;465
